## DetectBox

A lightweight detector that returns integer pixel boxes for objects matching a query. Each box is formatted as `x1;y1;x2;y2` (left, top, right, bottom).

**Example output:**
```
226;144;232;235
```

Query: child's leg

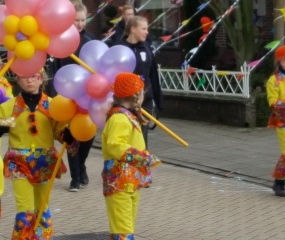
11;178;37;239
273;128;285;179
34;181;53;239
105;191;140;239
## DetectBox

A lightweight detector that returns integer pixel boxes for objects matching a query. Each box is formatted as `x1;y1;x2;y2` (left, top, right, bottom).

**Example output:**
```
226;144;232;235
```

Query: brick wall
83;1;274;69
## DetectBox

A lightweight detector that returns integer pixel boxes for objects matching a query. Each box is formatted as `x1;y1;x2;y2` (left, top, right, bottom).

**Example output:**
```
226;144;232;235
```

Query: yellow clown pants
105;190;140;239
11;178;53;240
273;128;285;179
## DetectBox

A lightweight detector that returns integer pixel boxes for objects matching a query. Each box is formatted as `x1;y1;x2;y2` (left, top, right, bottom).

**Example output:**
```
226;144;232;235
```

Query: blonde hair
122;5;134;14
112;92;148;125
70;0;82;4
74;2;87;13
123;16;148;38
17;69;48;92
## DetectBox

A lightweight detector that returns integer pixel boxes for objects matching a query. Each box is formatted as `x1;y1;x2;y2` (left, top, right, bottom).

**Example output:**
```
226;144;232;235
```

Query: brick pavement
1;118;284;240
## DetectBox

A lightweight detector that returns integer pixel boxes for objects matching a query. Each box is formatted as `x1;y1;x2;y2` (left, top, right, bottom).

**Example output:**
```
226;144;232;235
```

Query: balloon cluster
0;0;80;76
50;40;136;141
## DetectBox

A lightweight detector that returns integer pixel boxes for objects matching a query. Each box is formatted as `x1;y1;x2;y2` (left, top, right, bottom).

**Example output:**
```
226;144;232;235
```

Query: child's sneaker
68;180;80;192
272;180;285;197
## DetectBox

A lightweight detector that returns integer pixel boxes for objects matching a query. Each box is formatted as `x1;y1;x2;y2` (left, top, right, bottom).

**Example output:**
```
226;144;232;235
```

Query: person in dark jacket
115;16;163;148
110;5;135;45
46;2;95;192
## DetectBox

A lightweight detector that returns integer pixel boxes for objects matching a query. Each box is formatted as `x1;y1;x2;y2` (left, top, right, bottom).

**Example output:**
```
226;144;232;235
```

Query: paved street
1;118;284;240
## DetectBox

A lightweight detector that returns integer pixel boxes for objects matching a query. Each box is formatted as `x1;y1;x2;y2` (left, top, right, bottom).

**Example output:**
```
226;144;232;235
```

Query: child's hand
62;127;74;145
149;155;162;168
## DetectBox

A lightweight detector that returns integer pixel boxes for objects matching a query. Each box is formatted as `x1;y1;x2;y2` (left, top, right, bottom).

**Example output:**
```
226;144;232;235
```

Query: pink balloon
5;0;40;17
46;25;80;58
0;5;8;44
36;0;76;35
86;73;111;99
75;94;91;110
78;106;88;114
9;51;47;77
88;92;113;129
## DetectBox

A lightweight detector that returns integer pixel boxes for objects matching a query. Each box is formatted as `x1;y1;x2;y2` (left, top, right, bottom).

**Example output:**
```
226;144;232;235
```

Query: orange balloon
49;95;77;122
70;113;97;141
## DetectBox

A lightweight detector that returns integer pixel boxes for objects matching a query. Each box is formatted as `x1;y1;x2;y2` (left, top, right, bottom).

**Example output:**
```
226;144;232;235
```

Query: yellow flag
217;71;230;76
110;17;122;24
181;18;190;26
280;8;285;20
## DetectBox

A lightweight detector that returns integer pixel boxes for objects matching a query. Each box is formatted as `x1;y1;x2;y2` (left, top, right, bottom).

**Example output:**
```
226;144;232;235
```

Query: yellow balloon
19;16;38;36
3;15;20;35
29;32;50;50
49;95;77;122
70;113;97;141
3;35;18;51
15;40;35;60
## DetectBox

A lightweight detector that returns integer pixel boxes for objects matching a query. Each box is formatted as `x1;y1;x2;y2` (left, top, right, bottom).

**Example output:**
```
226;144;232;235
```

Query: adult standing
115;16;163;148
110;5;135;45
46;2;95;192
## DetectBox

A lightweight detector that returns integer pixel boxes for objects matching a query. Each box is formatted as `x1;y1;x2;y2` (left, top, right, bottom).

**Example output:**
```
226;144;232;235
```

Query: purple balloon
0;87;6;97
98;45;136;83
88;91;113;128
75;94;91;110
54;64;91;99
79;40;109;71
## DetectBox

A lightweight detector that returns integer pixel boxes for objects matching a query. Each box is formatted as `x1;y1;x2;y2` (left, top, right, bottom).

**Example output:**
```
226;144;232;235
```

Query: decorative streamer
154;1;211;51
86;0;113;24
186;0;240;64
249;36;285;72
154;17;221;54
135;0;152;13
273;8;285;22
148;3;179;28
171;1;211;36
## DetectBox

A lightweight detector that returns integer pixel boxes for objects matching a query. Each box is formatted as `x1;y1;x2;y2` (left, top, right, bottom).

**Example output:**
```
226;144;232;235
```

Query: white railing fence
158;62;251;98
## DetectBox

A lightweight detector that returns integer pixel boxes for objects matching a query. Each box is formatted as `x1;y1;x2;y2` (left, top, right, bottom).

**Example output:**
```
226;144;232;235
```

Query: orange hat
275;46;285;61
113;72;144;98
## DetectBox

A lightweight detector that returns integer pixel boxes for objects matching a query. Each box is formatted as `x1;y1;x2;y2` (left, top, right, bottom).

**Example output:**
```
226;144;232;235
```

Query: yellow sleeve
266;75;279;107
0;155;3;196
0;77;13;98
103;114;132;160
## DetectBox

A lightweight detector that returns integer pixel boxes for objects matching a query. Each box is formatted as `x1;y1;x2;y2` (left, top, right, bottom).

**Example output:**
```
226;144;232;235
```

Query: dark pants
67;137;94;181
142;98;153;149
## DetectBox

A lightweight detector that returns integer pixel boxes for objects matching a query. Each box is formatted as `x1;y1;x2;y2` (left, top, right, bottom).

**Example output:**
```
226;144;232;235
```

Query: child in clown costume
0;69;72;239
102;72;161;240
266;45;285;197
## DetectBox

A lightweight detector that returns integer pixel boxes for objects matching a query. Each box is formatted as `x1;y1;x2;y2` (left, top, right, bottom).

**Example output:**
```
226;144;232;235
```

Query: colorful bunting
236;73;244;80
110;17;122;24
248;60;260;68
197;1;211;11
279;8;285;20
264;40;280;50
187;67;197;76
186;0;240;64
216;71;230;76
181;19;191;26
154;1;211;52
160;35;172;42
197;77;206;89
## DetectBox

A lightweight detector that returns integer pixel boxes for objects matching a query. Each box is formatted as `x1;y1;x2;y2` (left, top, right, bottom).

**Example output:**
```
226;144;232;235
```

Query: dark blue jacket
115;38;163;110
